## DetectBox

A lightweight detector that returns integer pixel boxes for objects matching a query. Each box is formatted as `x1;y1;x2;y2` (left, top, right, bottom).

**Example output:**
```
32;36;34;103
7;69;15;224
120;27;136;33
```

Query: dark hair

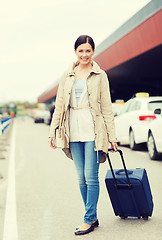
74;35;95;51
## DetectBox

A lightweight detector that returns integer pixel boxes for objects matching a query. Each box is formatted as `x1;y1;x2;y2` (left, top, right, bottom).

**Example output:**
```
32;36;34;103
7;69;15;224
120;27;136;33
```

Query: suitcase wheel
142;213;148;220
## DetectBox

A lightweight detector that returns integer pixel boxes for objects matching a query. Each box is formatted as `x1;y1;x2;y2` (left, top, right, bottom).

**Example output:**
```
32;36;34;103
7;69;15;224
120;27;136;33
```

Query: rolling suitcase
105;149;154;220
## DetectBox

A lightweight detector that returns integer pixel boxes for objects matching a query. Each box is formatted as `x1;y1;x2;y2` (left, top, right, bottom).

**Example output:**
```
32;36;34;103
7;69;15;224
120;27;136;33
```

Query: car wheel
147;132;158;160
129;129;138;150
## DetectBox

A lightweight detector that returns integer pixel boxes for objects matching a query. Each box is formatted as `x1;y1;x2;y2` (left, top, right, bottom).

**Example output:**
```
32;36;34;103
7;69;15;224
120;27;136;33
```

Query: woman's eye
79;50;83;52
87;50;91;53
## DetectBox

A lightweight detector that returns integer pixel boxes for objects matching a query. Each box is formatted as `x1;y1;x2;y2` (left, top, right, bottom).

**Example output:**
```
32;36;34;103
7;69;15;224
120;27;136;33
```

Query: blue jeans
69;141;101;225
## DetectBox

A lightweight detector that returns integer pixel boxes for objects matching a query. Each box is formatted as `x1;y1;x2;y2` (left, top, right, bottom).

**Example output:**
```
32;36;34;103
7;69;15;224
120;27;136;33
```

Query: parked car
147;108;162;160
0;113;10;120
44;114;51;125
34;110;50;123
112;100;125;117
115;95;162;150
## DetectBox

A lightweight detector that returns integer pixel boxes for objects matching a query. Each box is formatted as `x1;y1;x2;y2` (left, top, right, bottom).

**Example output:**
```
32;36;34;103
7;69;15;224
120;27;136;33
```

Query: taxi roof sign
115;99;124;103
135;92;149;98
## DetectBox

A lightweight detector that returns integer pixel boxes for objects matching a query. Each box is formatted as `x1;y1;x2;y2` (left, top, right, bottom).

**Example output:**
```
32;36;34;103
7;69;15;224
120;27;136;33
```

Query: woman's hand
110;142;118;152
49;137;56;149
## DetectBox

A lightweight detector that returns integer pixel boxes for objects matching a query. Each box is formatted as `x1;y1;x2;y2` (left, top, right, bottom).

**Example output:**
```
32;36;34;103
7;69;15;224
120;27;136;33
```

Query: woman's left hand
110;142;118;152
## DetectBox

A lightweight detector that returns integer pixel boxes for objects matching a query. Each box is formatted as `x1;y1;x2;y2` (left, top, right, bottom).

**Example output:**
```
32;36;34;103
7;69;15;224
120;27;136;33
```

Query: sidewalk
0;124;12;240
0;124;12;184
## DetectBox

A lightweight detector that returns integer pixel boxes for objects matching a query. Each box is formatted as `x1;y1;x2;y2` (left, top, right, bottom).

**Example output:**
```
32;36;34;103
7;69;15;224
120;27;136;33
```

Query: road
0;117;162;240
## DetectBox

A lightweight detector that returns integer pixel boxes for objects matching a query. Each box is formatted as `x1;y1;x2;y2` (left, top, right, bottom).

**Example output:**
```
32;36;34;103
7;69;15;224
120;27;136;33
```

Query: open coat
49;60;117;163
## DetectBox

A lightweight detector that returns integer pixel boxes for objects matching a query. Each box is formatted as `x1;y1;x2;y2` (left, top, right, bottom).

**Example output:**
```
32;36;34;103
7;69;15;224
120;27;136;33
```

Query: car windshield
148;101;162;111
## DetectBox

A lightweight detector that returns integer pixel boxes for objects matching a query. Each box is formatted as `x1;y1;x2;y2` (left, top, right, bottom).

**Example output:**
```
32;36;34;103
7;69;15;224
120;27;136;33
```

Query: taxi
114;93;162;150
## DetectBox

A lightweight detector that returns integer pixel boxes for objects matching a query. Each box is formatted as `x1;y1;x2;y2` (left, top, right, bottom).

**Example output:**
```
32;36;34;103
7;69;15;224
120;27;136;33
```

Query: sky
0;0;150;103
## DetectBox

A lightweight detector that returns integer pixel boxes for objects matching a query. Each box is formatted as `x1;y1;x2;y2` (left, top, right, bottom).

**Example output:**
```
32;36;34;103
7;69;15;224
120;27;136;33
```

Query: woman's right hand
49;137;56;149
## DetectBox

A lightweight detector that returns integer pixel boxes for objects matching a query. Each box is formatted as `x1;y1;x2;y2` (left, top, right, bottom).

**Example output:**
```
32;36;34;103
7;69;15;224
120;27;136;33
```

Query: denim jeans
69;141;101;225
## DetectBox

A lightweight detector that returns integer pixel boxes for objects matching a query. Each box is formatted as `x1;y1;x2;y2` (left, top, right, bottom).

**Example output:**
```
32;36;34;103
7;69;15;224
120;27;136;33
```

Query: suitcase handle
107;149;132;189
116;169;133;175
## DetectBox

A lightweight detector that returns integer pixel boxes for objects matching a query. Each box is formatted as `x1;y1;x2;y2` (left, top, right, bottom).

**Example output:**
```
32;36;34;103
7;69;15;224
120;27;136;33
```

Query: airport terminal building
38;0;162;104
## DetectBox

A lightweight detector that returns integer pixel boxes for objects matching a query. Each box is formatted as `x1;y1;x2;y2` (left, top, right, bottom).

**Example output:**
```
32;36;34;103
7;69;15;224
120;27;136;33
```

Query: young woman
49;35;117;235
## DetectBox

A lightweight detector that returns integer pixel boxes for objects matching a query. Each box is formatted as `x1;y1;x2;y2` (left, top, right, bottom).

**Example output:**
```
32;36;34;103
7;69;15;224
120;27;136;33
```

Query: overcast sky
0;0;150;103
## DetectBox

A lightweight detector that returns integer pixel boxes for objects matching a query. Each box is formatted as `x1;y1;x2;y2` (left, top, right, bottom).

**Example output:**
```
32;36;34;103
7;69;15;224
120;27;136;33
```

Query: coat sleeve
49;72;66;138
100;71;117;143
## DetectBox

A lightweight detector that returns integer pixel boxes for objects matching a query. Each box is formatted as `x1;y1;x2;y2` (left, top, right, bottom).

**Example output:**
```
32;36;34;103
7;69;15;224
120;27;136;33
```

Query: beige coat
49;60;117;163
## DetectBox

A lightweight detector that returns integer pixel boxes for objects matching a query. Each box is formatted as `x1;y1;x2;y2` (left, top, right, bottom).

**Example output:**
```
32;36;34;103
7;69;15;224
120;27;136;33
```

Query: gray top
74;79;87;106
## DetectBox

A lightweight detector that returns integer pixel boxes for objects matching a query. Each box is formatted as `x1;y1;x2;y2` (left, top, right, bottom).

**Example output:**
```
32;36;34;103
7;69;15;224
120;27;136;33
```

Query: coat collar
66;60;102;77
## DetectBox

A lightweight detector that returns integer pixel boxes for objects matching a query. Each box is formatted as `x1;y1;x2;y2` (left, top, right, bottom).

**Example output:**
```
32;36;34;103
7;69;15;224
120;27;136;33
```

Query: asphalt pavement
0;117;162;240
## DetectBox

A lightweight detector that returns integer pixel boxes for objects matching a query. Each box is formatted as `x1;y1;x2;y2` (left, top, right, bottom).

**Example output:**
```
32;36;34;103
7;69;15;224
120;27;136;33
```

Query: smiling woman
48;35;118;236
75;43;94;65
74;36;95;80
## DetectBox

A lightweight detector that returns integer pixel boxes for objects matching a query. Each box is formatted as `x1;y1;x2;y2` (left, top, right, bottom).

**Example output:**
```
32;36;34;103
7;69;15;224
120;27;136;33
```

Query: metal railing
0;117;13;178
0;117;12;135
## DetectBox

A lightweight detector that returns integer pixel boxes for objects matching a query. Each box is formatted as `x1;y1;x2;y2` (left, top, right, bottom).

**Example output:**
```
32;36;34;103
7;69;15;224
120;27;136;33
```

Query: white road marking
3;122;18;240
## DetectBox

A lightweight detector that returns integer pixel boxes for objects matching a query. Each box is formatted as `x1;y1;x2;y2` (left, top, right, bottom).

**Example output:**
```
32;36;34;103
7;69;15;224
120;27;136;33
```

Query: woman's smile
81;58;89;61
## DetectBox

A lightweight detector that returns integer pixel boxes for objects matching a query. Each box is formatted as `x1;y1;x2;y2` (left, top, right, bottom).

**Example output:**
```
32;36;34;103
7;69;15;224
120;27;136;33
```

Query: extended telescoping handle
107;149;132;189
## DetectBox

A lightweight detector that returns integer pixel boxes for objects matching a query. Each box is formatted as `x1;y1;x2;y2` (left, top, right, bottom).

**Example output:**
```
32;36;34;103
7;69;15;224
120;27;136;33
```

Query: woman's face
75;42;95;66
